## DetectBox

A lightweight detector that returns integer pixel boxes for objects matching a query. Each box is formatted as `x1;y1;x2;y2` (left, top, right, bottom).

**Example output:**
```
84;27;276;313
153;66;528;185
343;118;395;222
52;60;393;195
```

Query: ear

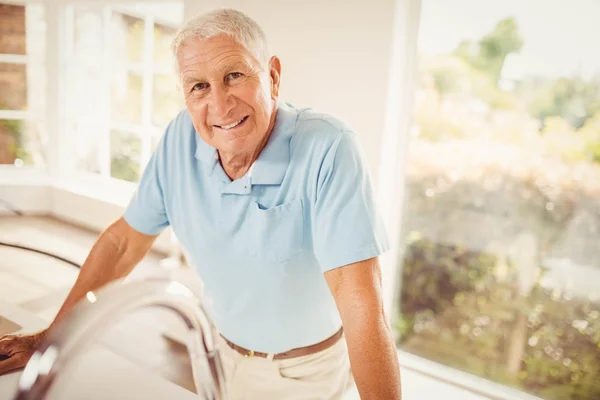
268;56;282;99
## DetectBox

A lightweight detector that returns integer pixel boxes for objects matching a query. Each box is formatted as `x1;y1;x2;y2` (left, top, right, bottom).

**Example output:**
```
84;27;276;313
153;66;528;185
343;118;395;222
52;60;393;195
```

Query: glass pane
0;4;45;59
153;23;177;68
69;6;104;175
67;64;105;175
0;63;45;114
73;7;103;66
152;72;181;128
0;119;45;166
396;2;600;400
0;63;27;110
111;13;144;63
74;129;102;175
111;70;143;124
110;130;141;182
0;4;26;55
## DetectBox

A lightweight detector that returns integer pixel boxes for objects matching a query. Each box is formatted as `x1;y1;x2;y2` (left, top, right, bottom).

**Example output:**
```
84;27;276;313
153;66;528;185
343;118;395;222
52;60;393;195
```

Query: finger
0;353;28;375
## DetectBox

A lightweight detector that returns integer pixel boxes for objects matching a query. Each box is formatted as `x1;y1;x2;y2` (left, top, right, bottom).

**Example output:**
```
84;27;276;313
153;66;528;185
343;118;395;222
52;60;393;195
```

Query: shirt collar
193;100;297;186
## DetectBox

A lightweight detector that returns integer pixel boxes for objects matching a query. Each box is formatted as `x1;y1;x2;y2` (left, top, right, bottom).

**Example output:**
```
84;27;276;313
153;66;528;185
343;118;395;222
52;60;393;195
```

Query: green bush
396;236;600;400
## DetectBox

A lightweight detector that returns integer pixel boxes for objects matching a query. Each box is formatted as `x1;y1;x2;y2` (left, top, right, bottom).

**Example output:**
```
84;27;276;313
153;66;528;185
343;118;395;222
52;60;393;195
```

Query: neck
219;152;258;180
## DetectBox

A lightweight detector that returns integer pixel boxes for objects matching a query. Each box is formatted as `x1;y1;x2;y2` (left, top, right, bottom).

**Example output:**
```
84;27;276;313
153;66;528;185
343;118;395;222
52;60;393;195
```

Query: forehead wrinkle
214;54;251;74
181;47;248;79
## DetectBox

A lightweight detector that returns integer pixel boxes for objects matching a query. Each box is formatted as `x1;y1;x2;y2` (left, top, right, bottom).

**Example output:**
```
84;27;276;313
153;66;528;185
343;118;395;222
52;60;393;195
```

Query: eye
227;72;243;80
191;82;208;92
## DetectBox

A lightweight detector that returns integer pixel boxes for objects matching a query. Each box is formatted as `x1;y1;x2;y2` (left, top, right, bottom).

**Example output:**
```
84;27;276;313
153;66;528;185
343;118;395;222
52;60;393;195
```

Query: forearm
346;316;402;399
48;221;148;332
325;257;402;398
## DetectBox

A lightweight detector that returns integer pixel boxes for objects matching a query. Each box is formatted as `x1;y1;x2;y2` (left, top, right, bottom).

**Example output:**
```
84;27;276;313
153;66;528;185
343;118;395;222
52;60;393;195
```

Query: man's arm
0;217;157;375
324;257;402;400
49;216;158;330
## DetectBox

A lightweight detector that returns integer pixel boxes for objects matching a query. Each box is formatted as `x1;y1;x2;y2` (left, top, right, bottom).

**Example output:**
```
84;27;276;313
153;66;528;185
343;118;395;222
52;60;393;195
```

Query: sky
418;0;600;80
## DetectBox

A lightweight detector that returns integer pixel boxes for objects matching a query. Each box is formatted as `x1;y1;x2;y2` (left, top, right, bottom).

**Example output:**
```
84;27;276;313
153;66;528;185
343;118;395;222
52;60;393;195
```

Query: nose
209;83;234;119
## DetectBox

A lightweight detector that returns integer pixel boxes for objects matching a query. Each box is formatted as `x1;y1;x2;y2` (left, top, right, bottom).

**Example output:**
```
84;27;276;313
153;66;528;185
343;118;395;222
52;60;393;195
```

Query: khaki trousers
217;334;355;400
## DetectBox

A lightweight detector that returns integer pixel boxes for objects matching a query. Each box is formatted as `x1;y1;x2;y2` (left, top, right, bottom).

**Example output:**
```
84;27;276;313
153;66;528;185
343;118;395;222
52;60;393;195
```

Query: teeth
219;118;244;129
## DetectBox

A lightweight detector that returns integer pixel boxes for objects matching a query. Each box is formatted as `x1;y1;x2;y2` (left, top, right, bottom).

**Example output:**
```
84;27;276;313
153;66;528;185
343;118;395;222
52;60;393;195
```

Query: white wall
183;0;396;183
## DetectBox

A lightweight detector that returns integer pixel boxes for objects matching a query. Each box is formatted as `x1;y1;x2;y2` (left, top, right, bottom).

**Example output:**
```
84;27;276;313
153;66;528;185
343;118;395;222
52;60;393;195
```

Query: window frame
63;3;181;186
0;0;48;173
377;0;421;325
383;1;597;400
0;0;181;262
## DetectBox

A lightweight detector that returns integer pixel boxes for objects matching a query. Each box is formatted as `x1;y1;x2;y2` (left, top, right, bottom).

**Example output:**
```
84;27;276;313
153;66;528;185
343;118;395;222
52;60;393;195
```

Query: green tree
518;76;600;129
110;130;141;183
579;112;600;162
454;17;524;84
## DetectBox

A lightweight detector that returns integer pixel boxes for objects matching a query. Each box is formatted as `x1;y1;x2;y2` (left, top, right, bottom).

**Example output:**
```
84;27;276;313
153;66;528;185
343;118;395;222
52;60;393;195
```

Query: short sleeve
312;131;390;272
123;132;170;235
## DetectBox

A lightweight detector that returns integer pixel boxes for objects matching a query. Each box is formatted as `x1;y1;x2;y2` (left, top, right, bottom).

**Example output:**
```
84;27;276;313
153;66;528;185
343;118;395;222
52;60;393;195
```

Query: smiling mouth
214;116;249;130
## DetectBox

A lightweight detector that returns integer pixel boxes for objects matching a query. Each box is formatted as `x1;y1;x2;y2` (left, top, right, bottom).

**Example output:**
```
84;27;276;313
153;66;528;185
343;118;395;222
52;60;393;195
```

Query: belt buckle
244;349;255;358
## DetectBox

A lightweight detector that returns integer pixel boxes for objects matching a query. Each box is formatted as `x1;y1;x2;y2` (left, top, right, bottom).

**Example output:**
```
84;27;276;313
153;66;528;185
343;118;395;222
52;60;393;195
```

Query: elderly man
0;8;401;400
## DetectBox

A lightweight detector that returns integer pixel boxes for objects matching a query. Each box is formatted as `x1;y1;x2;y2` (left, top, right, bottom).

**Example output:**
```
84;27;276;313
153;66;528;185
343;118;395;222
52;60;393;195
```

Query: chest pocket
248;198;305;263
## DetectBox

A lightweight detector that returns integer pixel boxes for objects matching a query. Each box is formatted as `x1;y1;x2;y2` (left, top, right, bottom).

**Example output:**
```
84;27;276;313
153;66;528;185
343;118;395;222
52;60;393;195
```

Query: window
0;2;46;167
393;1;600;399
66;3;183;183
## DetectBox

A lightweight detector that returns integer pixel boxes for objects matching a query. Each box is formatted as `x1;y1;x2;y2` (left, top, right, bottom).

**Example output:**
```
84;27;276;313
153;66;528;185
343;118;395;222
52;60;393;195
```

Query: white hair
171;8;270;68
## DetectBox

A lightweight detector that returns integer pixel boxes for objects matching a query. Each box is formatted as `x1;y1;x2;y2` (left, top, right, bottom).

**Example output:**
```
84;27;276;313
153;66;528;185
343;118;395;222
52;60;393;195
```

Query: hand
0;331;47;375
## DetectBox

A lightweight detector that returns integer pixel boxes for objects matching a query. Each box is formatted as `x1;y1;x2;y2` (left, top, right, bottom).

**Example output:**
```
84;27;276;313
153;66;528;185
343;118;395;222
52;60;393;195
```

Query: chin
222;136;254;153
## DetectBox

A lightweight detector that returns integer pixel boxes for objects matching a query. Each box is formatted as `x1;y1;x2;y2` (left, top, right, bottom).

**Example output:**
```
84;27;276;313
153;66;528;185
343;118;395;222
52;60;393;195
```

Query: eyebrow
182;61;249;87
182;75;201;87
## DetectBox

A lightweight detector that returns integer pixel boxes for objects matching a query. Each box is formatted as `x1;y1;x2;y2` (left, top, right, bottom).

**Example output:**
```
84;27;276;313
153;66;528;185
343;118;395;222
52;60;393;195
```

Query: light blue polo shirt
124;101;389;353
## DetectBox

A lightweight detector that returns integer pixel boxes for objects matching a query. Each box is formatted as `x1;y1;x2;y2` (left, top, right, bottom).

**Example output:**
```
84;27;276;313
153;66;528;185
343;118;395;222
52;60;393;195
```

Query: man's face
177;35;281;157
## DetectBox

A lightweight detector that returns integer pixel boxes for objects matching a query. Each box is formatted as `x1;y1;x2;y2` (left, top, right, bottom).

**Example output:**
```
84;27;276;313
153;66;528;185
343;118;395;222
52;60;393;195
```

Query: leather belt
221;327;344;360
